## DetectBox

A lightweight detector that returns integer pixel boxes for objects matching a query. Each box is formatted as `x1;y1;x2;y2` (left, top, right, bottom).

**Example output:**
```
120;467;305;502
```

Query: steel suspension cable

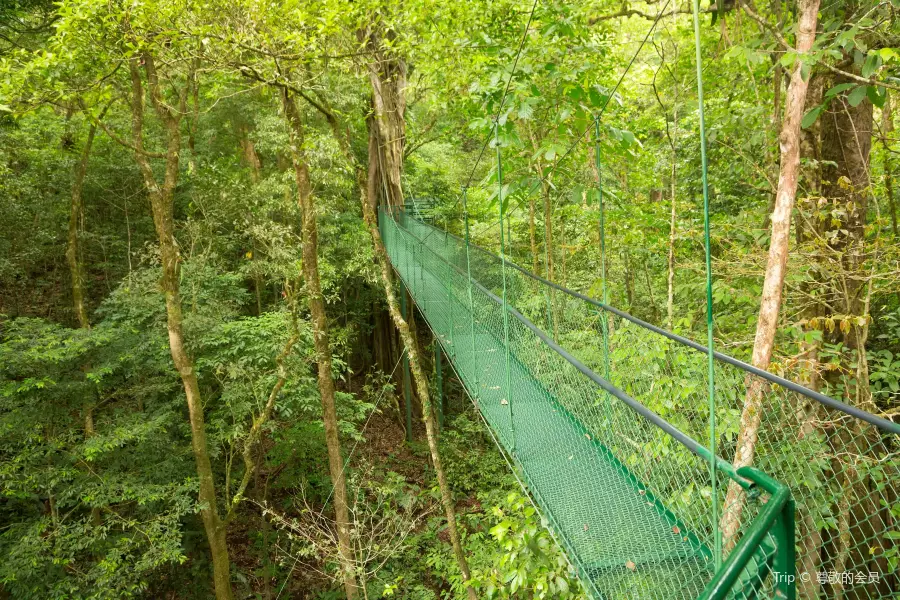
689;0;721;568
469;0;673;241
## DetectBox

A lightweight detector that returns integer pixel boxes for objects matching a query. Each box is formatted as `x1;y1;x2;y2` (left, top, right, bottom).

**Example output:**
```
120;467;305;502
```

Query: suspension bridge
371;0;900;596
380;207;899;600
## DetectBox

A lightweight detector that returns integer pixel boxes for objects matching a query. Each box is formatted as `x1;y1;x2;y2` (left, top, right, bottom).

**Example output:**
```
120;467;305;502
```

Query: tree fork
124;54;234;600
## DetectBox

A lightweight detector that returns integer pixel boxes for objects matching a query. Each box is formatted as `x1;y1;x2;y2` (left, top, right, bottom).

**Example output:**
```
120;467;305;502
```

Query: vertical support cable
400;280;413;443
690;0;720;567
435;342;444;430
593;118;612;424
446;231;455;354
462;189;480;402
495;123;516;454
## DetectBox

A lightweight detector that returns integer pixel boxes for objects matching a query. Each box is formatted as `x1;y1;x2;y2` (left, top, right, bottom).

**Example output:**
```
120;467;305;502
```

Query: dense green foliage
1;0;898;598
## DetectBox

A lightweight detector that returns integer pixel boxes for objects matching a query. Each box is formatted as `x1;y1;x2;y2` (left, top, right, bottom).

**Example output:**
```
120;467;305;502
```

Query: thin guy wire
456;0;541;206
689;0;720;568
276;351;407;599
470;0;673;240
322;351;405;508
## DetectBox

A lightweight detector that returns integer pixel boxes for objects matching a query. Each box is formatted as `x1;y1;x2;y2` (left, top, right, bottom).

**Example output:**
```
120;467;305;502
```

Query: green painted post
690;0;720;567
400;281;413;443
495;123;516;454
435;343;444;430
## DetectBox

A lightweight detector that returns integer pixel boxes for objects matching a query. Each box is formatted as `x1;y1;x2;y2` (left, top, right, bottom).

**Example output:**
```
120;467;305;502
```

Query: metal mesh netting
393;209;900;600
379;209;816;600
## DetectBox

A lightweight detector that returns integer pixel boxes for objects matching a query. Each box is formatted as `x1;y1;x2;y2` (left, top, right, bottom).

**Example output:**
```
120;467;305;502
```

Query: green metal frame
700;468;795;600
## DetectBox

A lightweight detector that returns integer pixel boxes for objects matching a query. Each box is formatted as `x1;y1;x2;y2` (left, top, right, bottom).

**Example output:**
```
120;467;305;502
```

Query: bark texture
125;54;234;600
721;0;820;550
819;65;879;600
67;120;97;329
281;89;359;599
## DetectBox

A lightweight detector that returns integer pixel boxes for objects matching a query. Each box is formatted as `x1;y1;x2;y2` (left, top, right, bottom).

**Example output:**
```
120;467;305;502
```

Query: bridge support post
400;280;413;442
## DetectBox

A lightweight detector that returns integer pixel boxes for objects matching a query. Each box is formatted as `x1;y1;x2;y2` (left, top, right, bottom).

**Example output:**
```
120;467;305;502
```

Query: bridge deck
383;215;774;600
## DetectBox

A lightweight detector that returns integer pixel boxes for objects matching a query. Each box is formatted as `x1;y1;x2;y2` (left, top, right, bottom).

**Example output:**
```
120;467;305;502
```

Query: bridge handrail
699;467;795;600
388;207;899;436
382;207;755;490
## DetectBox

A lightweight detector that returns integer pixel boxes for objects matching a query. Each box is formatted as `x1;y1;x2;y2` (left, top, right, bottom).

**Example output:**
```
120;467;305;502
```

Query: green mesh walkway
380;209;800;600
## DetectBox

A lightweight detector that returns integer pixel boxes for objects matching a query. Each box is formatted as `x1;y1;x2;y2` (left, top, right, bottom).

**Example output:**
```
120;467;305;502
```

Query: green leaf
569;185;584;205
862;52;882;78
847;85;868;107
867;85;887;108
801;106;822;129
825;83;855;98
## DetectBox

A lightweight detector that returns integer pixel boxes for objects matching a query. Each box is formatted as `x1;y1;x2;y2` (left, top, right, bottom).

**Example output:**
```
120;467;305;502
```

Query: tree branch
739;0;900;92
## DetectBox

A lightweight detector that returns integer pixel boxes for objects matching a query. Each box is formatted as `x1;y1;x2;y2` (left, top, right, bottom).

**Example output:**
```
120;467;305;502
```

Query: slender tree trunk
540;171;559;337
721;0;820;550
529;197;539;274
69;118;101;527
667;172;677;330
357;184;477;600
667;113;677;331
795;73;826;600
125;55;234;600
307;87;476;599
623;250;635;309
882;91;898;236
67;121;97;330
281;90;359;600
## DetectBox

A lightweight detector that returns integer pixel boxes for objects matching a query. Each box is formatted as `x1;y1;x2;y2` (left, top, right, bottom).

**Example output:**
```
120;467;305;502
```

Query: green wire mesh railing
379;207;822;600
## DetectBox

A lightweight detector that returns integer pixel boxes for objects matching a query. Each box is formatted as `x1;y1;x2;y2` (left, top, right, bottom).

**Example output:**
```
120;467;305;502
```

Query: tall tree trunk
357;181;477;600
667;113;677;331
364;26;407;402
67;121;96;329
721;0;820;550
309;90;476;598
125;55;234;600
364;27;406;208
281;90;359;600
623;249;635;309
819;62;877;600
540;171;559;337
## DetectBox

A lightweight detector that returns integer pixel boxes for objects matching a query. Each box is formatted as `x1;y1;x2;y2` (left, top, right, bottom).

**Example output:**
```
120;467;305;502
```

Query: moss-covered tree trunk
281;89;359;599
126;54;234;600
66;120;96;330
